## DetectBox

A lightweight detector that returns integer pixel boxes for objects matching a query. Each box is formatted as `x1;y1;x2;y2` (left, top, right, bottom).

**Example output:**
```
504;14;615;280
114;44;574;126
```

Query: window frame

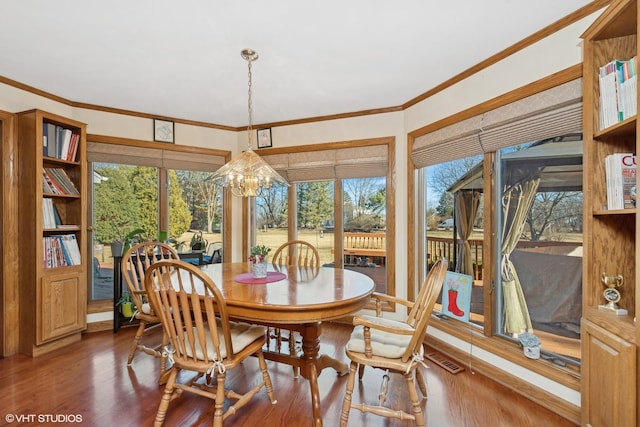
85;134;232;312
250;137;396;306
407;66;583;389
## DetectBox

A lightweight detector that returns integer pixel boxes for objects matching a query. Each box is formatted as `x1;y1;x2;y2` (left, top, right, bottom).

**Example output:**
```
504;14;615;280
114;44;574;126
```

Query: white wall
404;11;599;132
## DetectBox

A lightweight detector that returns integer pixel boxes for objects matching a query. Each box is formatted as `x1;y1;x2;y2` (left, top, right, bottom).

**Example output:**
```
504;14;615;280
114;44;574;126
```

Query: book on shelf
42;198;63;228
42;198;54;228
59;128;72;160
61;234;81;265
42;123;48;153
605;152;636;210
42;234;81;268
46;123;57;158
42;167;79;195
42;169;65;195
66;133;79;161
42;122;77;160
599;56;638;130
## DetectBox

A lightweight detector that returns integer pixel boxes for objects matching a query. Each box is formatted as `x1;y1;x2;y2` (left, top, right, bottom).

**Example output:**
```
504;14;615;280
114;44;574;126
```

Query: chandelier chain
208;48;288;197
247;58;254;150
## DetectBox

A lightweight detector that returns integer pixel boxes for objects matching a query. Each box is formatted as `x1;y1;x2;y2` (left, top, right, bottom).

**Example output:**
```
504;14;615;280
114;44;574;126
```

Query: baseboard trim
85;320;112;333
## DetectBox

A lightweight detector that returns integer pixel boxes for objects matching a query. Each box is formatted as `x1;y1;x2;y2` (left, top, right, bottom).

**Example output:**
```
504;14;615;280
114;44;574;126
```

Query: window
259;138;395;297
87;139;229;304
91;163;157;300
410;75;583;374
495;134;582;362
343;177;387;293
169;169;224;258
297;181;334;265
425;155;484;326
254;182;291;257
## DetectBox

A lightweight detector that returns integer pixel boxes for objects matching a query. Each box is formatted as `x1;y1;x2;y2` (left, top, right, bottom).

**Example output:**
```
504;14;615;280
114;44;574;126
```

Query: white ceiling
1;1;593;128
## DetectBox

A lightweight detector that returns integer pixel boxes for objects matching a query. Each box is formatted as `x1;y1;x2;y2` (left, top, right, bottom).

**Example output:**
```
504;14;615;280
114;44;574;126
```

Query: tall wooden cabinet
582;0;639;425
17;109;87;356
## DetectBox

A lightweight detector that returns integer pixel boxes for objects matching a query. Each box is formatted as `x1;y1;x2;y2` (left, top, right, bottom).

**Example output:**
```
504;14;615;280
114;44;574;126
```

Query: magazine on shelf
599;56;638;130
605;152;636;210
42;234;81;268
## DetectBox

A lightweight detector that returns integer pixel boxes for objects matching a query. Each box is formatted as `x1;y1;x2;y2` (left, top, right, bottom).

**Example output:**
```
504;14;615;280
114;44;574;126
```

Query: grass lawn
254;229;335;264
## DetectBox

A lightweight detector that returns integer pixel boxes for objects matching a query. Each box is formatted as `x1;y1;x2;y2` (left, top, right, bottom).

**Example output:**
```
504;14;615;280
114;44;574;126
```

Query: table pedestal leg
298;322;351;426
300;322;323;427
316;354;349;376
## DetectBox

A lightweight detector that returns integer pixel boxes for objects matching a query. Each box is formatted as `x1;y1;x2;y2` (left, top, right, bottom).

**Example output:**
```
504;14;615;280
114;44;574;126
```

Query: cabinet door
39;271;86;343
582;319;636;427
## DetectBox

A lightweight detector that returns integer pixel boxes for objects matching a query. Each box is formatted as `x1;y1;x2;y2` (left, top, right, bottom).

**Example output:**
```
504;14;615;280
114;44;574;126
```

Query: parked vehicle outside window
437;218;454;230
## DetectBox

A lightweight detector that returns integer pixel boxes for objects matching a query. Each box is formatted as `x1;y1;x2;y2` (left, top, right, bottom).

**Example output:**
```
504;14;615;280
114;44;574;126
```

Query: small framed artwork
441;271;473;323
257;128;272;148
154;119;175;143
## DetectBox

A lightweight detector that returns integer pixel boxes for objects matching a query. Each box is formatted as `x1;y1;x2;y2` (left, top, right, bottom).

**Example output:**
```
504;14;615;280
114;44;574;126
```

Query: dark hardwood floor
0;322;576;426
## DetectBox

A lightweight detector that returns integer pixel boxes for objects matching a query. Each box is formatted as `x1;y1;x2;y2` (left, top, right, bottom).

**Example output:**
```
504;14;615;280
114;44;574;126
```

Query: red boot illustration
447;289;465;317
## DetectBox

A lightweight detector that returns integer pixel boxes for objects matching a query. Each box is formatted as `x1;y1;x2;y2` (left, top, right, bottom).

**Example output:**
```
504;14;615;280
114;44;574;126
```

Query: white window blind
260;144;389;182
87;142;227;172
411;79;582;168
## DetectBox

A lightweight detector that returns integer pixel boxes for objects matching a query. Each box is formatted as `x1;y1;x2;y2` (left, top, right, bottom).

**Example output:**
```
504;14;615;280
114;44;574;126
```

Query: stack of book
42;234;81;268
599;56;638;130
605;152;637;210
42;122;80;162
42;198;61;229
42;167;80;195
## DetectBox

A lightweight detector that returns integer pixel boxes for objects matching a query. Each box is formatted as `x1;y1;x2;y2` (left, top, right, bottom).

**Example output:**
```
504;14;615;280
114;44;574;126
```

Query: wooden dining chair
144;259;277;427
270;239;320;377
339;257;448;427
272;239;320;269
121;241;179;384
202;241;223;264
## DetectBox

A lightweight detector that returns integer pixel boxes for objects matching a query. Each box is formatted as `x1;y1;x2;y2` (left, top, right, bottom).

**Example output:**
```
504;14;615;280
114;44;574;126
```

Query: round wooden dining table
199;262;375;427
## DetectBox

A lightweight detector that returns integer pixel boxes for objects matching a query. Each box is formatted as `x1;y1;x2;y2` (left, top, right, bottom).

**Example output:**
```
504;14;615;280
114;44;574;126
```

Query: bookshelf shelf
17;109;87;356
581;0;638;425
593;207;637;215
595;116;636;138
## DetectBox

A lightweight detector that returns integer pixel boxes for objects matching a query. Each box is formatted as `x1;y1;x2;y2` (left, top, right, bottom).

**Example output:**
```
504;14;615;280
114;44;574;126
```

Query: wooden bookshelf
581;0;638;425
17;109;87;356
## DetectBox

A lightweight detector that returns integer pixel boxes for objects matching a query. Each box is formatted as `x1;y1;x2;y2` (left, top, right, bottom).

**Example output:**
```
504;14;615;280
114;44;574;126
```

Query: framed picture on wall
257;128;272;148
154;119;175;143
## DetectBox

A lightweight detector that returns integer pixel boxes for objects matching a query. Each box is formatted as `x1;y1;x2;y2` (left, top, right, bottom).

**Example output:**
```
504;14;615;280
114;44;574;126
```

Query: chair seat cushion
346;315;415;359
185;321;266;360
141;302;152;314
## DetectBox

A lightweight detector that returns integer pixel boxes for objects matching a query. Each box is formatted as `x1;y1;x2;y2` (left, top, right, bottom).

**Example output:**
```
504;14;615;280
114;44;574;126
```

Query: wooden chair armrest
370;292;414;316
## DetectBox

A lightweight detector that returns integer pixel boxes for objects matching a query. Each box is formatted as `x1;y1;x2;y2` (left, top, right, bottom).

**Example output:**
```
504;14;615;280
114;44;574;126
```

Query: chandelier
210;49;288;197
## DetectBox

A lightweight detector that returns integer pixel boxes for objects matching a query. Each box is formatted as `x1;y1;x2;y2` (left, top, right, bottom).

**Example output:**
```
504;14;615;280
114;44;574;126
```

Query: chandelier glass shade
214;149;287;197
211;48;288;197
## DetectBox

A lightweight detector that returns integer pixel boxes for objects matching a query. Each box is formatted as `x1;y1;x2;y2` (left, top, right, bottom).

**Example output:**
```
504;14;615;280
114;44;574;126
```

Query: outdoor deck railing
426;237;581;281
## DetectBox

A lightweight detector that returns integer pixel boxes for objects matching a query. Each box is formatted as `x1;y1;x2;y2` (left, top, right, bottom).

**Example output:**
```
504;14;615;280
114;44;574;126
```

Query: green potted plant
122;227;146;254
249;245;271;263
190;230;208;251
111;227;146;257
116;292;135;318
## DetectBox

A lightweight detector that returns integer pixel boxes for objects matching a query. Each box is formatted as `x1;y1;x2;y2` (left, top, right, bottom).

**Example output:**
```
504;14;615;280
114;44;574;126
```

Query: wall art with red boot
441;271;473;322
